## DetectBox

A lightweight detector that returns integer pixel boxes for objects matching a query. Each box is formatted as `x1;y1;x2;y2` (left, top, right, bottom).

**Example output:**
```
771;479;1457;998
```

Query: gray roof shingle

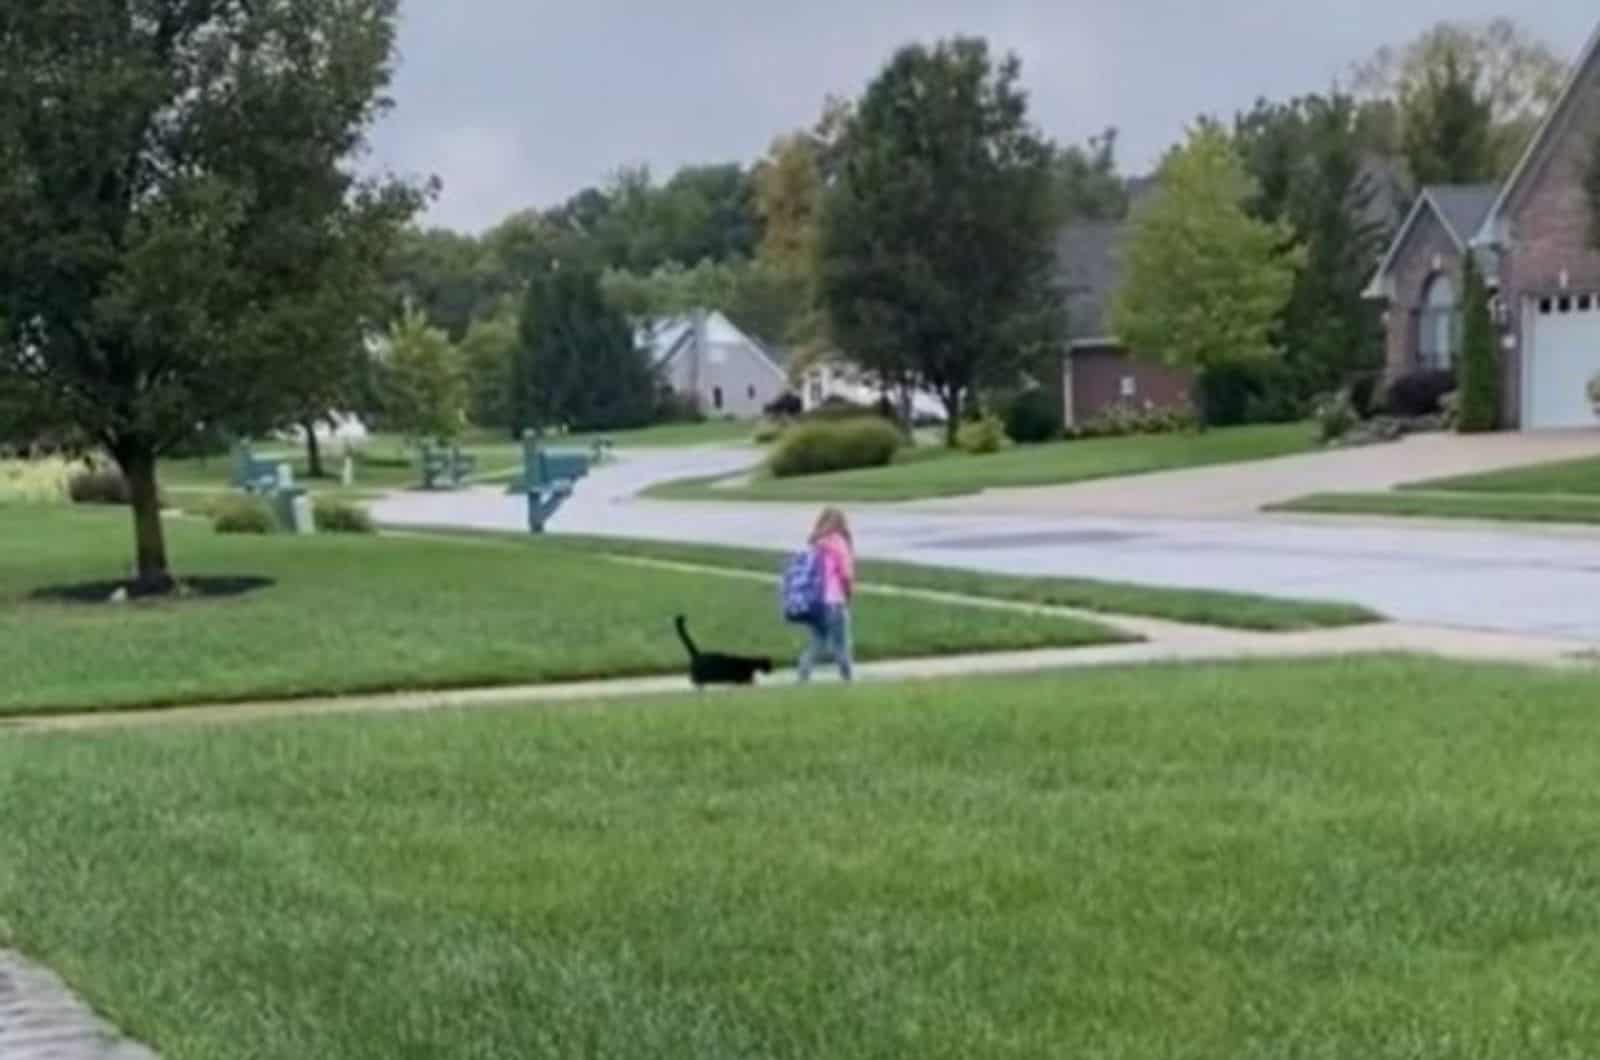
1055;221;1126;343
1425;184;1500;245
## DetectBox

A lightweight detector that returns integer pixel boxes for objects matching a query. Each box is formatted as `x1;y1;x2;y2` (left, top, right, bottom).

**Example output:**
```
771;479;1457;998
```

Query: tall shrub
1456;253;1499;432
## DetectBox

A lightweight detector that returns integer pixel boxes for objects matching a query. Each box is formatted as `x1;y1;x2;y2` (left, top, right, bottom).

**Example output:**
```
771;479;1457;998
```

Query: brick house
1366;21;1600;429
1054;217;1193;430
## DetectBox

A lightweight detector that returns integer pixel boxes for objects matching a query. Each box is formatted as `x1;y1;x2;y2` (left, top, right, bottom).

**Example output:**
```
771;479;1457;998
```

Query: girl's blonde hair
810;506;853;547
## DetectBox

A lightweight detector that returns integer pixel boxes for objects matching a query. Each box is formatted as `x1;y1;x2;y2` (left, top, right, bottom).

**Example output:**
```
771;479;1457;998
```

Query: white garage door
1526;294;1600;429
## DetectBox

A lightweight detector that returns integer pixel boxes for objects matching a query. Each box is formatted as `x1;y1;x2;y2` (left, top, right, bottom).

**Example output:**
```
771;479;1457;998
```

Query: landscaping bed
4;657;1598;1058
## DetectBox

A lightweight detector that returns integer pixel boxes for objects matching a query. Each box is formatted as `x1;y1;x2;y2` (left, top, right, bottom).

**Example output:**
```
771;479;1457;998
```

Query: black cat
675;615;774;688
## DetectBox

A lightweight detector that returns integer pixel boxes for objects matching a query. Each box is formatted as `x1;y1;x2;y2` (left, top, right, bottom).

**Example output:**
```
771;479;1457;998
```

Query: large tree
1056;128;1130;222
379;305;468;443
1112;126;1302;419
0;0;425;590
1352;18;1566;170
514;263;657;434
1401;51;1498;186
1235;95;1391;398
818;38;1064;442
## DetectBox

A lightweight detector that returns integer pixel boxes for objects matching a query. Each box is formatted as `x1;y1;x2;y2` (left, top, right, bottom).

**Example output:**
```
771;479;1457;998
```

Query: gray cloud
367;1;1597;233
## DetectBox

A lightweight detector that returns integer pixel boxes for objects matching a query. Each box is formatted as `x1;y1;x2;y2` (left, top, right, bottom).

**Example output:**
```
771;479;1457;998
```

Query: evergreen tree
515;264;658;434
1456;253;1499;432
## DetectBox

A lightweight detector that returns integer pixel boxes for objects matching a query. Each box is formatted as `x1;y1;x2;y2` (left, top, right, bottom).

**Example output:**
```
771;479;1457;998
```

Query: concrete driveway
373;440;1600;643
916;429;1600;518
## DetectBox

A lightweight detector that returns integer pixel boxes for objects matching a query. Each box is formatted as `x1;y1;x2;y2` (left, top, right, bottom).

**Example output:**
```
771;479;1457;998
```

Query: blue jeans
798;605;853;683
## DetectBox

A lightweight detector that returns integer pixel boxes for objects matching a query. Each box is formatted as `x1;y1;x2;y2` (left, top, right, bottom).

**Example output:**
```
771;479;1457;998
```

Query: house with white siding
640;310;788;420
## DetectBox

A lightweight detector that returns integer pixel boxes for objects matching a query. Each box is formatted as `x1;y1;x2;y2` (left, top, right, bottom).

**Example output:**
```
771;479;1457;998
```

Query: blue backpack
779;547;825;624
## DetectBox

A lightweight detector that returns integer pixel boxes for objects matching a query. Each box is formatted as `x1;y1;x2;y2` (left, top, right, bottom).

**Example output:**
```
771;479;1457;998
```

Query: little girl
799;507;855;683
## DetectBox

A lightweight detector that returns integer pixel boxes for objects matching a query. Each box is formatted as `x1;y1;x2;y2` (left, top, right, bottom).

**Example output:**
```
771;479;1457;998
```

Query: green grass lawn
5;657;1600;1058
557;534;1380;632
1406;455;1600;496
648;422;1319;503
0;507;1121;717
1270;490;1600;525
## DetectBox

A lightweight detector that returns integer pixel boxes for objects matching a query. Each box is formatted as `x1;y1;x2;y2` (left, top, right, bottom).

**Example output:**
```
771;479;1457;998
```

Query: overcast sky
367;2;1596;234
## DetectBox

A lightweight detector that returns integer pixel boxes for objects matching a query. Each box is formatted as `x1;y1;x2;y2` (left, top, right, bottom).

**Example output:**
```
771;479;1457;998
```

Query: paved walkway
0;952;156;1060
372;440;1600;642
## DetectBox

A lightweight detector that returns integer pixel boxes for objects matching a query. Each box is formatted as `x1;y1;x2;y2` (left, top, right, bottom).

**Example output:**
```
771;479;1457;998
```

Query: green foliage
768;419;902;478
515;263;658;433
383;227;495;341
1352;18;1565;172
955;416;1008;455
600;258;811;349
381;306;468;442
819;38;1065;441
1002;388;1064;445
67;468;135;507
1456;254;1499;432
312;499;375;535
1066;403;1199;441
1056;128;1130;222
460;306;521;432
1113;126;1302;420
0;0;426;585
1400;50;1497;186
1315;391;1360;443
1234;95;1390;399
212;497;275;536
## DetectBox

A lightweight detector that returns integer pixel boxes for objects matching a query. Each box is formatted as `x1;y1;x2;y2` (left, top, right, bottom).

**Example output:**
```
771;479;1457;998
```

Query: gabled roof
638;310;787;380
1473;19;1600;247
1363;184;1499;298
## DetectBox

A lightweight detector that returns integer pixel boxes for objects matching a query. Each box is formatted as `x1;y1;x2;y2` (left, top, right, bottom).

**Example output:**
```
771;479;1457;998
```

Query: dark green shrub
1347;372;1382;420
1385;370;1456;417
1003;388;1063;444
769;419;901;478
212;496;275;535
67;468;134;506
955;415;1008;454
1456;255;1499;432
313;498;374;534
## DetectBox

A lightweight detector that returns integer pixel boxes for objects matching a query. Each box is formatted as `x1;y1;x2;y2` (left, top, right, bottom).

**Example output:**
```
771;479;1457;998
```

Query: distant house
1365;18;1600;429
640;310;788;420
1054;216;1193;429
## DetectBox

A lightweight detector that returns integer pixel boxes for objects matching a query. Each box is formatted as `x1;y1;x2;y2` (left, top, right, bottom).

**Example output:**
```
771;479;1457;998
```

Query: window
713;386;724;411
747;385;756;400
1120;376;1137;399
1418;273;1459;370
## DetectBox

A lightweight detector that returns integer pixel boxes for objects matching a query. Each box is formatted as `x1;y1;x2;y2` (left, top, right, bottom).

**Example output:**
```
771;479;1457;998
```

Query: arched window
1418;273;1459;370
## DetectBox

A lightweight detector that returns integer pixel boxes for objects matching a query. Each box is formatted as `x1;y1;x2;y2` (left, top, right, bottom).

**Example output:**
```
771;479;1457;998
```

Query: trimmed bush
1384;369;1456;418
1003;388;1063;445
212;496;275;535
769;419;902;478
1065;402;1198;440
1315;391;1358;444
1347;372;1382;420
1456;255;1499;432
955;416;1007;455
68;467;133;506
313;498;374;534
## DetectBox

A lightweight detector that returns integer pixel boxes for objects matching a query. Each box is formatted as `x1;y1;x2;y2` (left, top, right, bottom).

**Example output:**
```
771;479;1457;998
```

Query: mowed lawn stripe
4;658;1600;1058
0;507;1122;717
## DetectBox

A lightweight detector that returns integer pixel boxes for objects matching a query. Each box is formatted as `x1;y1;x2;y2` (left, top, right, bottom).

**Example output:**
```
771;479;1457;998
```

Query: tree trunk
303;419;325;478
119;446;173;594
942;389;963;448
